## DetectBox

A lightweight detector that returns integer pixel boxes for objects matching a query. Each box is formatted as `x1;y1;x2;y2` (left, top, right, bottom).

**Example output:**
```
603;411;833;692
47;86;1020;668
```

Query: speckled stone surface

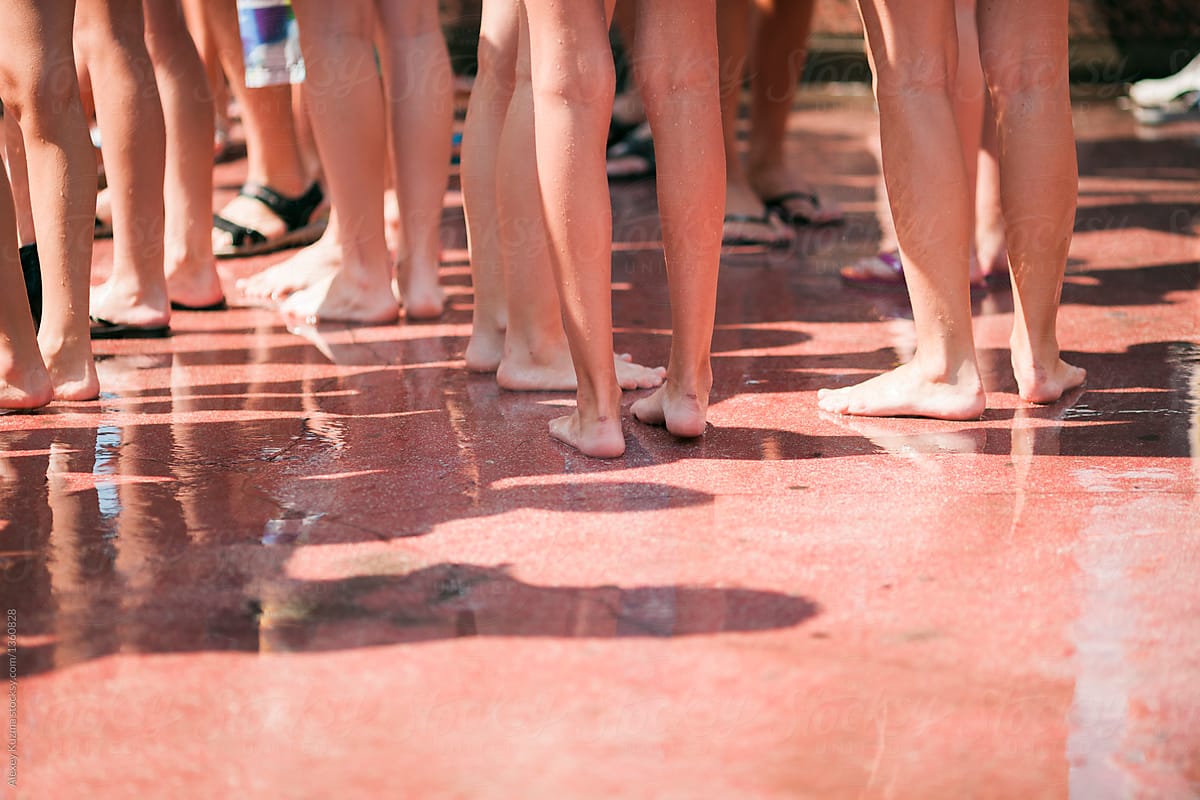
2;92;1198;799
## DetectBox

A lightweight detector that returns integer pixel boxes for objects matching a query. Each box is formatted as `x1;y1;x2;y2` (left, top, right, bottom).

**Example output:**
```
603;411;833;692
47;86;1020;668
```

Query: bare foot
396;260;445;320
89;280;171;329
549;410;626;458
279;268;399;325
165;257;225;309
817;360;986;420
237;239;341;305
498;348;664;392
41;339;100;401
1012;349;1086;404
615;354;667;390
975;225;1009;282
631;371;712;438
465;322;506;372
0;363;53;411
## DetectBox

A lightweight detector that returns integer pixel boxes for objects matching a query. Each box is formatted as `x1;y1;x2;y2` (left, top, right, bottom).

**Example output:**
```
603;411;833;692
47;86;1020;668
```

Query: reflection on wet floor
2;96;1199;797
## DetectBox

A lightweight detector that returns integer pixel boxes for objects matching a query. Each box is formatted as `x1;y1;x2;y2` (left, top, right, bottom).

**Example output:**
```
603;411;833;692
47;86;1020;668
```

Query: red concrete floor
2;89;1199;799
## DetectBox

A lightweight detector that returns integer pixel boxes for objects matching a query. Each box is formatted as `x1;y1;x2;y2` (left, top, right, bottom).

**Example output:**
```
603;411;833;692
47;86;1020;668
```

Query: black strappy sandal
212;182;327;259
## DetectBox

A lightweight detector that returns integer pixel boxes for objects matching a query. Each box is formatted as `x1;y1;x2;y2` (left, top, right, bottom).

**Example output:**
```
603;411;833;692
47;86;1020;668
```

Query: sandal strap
723;212;775;225
239;182;325;232
764;191;820;210
212;213;267;248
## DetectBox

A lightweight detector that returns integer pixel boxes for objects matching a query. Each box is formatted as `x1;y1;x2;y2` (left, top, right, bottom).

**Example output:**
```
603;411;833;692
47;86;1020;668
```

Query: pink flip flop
840;250;988;295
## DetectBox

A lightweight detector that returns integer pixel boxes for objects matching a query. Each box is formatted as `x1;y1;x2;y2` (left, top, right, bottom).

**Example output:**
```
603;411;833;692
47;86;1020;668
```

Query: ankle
913;350;982;388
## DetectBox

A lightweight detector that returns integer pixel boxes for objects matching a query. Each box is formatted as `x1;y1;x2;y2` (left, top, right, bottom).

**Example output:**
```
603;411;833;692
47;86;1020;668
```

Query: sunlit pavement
3;91;1198;798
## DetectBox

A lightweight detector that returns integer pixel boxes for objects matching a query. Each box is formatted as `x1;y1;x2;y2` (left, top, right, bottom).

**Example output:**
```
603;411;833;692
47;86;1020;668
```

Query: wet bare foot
41;339;100;401
631;371;712;438
498;348;664;392
396;260;445;320
1012;348;1086;404
238;239;341;305
615;354;667;390
975;224;1009;282
817;360;986;420
549;409;626;459
279;268;399;325
89;280;171;329
166;258;225;309
465;322;506;372
0;362;53;411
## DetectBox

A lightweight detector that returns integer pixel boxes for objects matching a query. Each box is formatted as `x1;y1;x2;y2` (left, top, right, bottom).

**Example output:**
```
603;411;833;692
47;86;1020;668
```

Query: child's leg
522;0;623;457
76;0;170;331
206;0;327;298
3;115;35;247
0;146;52;410
818;0;985;419
976;0;1084;402
282;0;397;324
628;0;724;437
716;0;792;246
743;0;842;225
375;0;451;320
461;0;519;372
493;4;664;393
143;0;222;309
2;0;98;400
974;87;1007;278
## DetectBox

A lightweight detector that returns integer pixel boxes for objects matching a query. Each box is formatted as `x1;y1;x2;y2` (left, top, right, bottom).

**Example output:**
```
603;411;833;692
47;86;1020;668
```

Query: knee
636;49;720;105
981;48;1067;107
871;54;955;106
0;62;80;138
477;36;518;97
531;46;615;110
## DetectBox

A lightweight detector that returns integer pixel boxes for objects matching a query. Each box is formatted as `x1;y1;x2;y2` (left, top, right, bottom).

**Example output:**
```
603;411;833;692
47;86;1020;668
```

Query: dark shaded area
13;557;818;675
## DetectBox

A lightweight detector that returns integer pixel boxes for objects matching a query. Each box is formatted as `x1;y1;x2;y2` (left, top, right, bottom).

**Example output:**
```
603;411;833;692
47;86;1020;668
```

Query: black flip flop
763;190;842;227
170;297;228;312
89;316;171;340
722;212;791;247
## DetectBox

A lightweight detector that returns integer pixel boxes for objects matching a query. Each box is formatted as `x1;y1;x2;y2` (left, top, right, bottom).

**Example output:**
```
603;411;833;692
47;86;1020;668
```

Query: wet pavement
3;91;1199;798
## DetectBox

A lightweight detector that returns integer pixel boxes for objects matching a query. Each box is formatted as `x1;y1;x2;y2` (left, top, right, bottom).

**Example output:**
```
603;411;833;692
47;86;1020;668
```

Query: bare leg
281;0;397;324
3;0;98;399
143;0;222;309
629;0;725;437
375;0;450;319
818;0;985;419
461;0;517;371
493;4;664;393
180;0;228;155
744;0;841;225
975;86;1007;278
976;0;1083;402
206;0;323;274
716;0;792;246
77;0;171;331
522;0;624;457
3;115;35;247
0;145;52;409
